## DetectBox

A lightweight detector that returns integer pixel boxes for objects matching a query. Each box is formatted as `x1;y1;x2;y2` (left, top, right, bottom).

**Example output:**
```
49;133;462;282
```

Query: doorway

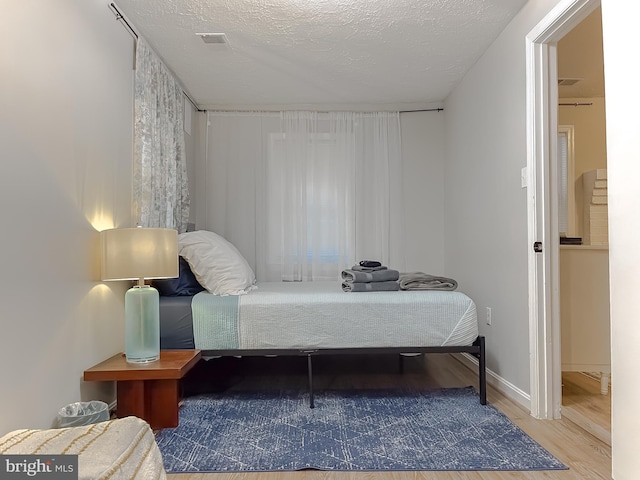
524;0;607;422
556;6;611;444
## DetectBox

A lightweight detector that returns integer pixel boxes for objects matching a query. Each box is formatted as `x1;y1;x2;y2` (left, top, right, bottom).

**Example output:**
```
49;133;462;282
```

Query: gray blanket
342;268;400;283
399;272;458;291
342;280;400;292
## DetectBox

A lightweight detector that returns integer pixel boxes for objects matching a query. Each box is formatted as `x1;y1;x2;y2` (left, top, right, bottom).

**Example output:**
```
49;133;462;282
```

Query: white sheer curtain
263;112;352;280
204;111;403;281
133;37;190;232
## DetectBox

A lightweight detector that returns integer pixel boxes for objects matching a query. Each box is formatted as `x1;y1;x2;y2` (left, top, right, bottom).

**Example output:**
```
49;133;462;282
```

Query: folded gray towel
342;268;400;283
398;272;458;291
342;281;400;292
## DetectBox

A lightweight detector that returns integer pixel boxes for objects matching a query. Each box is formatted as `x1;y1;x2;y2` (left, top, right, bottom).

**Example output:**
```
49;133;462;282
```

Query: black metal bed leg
477;336;487;405
307;354;315;408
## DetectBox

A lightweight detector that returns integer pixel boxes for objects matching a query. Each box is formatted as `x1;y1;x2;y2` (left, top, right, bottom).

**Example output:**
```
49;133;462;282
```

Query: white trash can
56;401;109;428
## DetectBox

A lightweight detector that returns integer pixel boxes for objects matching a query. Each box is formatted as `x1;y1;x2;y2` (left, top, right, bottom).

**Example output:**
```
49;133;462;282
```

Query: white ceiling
114;0;527;111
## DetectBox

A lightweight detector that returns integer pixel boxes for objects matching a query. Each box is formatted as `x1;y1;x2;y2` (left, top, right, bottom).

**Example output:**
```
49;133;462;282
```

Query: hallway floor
562;371;611;445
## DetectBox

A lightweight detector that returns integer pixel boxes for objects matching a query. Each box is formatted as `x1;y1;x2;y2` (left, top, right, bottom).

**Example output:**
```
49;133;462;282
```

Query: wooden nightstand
84;350;201;429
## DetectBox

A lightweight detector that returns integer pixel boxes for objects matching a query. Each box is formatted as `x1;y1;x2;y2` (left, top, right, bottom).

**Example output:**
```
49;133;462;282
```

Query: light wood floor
169;353;612;480
561;372;611;446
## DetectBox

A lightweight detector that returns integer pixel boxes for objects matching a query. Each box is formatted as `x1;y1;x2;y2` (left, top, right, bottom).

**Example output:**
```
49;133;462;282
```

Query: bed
156;230;487;406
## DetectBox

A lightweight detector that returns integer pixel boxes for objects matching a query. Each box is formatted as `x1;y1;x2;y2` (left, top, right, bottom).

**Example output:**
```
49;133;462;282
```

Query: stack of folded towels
341;260;400;292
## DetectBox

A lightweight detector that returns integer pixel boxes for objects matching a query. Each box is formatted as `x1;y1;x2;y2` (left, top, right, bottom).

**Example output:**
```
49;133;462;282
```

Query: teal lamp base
124;285;160;363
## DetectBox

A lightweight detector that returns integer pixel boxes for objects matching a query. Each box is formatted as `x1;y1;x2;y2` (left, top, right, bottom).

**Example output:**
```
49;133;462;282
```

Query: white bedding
0;417;166;480
234;281;477;350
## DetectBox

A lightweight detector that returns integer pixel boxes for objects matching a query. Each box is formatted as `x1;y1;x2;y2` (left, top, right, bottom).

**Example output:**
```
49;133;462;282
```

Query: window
266;132;353;281
203;111;401;282
558;125;575;236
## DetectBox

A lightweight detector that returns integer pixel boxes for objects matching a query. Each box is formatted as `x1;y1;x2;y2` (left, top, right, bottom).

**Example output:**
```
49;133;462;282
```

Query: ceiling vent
558;78;582;86
197;33;229;45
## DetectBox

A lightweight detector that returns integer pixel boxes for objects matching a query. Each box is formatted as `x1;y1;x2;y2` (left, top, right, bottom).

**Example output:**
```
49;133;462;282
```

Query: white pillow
178;230;256;295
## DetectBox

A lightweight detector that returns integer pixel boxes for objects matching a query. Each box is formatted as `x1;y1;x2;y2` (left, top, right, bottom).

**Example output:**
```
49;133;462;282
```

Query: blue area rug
155;387;567;473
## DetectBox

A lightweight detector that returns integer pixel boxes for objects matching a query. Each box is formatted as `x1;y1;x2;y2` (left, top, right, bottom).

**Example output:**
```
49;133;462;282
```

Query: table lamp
100;227;178;363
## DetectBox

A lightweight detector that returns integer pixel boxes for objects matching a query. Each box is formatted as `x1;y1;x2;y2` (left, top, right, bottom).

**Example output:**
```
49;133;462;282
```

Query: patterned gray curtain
133;37;189;233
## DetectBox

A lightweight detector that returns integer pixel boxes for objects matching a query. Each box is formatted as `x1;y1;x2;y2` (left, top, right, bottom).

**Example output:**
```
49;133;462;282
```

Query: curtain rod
108;3;137;39
399;108;444;113
559;102;593;107
108;2;203;112
207;108;444;114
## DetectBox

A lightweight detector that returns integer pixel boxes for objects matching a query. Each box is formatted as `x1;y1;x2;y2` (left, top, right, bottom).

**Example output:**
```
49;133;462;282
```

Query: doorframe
525;0;600;419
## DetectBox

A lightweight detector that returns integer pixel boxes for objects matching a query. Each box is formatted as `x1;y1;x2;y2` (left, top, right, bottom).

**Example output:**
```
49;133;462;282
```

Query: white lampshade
100;228;178;281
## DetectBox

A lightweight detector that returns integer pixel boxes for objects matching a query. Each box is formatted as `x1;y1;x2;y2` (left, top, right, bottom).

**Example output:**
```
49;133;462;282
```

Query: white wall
601;1;640;477
0;0;134;433
443;0;566;398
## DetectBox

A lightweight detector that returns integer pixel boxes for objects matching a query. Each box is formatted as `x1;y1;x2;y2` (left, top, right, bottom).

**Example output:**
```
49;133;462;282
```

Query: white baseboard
455;353;531;412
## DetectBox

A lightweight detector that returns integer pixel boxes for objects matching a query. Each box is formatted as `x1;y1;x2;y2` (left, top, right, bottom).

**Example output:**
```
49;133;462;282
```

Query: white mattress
236;281;477;349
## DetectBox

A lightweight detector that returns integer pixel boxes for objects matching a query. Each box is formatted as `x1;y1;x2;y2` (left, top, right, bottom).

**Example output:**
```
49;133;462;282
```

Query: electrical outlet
486;307;492;325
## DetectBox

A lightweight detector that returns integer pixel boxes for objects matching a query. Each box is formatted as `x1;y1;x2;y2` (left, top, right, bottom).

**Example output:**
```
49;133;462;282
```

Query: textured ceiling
114;0;527;110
